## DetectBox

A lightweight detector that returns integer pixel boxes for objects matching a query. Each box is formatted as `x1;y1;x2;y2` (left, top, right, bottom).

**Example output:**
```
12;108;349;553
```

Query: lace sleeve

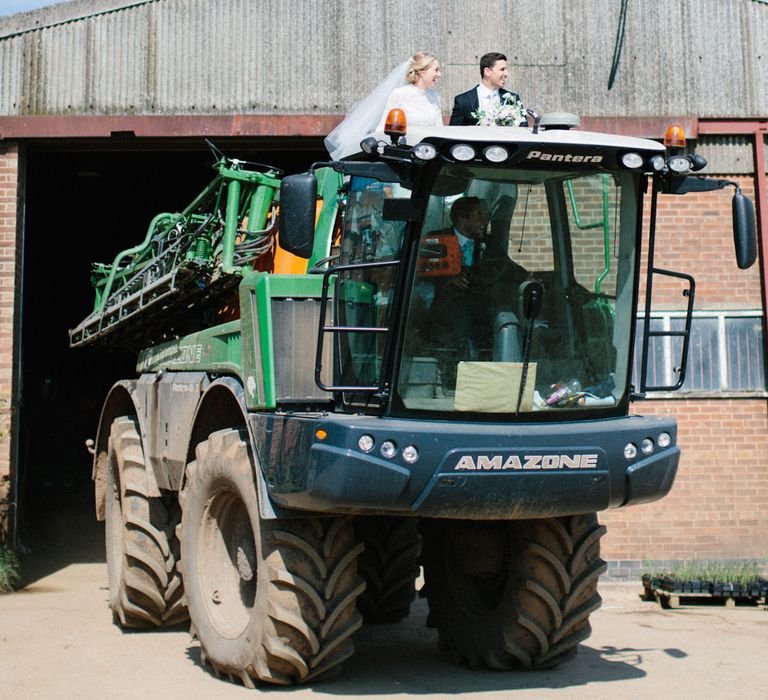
429;90;444;125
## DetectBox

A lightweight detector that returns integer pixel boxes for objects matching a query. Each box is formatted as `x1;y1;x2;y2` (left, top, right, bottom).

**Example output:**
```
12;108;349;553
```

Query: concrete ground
2;505;767;699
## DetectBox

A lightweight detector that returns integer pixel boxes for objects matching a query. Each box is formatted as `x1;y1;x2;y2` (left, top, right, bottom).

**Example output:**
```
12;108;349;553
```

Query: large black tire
421;514;606;670
354;516;421;622
179;428;365;687
104;416;186;628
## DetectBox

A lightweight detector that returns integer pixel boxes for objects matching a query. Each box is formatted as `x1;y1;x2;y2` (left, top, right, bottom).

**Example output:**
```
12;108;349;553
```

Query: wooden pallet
652;588;767;609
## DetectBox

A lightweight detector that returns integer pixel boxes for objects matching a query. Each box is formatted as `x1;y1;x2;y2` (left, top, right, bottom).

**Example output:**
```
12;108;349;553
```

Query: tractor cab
332;161;632;417
282;116;756;421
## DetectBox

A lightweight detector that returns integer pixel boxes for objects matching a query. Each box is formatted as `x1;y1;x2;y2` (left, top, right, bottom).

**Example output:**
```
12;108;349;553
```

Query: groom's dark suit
449;86;525;126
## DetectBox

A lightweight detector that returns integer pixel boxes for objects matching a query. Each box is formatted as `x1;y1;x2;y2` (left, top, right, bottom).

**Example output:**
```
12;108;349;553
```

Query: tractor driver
414;196;490;309
414;197;530;387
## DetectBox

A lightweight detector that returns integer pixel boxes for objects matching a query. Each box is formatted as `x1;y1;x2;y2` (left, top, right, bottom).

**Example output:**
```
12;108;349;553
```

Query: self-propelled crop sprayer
71;114;756;687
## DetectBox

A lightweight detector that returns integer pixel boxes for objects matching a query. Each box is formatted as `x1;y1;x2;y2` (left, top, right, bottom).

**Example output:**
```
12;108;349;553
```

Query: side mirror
732;190;757;270
278;173;317;259
519;279;544;321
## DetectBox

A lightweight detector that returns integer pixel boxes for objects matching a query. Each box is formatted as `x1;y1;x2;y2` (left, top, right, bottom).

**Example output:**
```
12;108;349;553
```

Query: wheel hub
198;488;257;639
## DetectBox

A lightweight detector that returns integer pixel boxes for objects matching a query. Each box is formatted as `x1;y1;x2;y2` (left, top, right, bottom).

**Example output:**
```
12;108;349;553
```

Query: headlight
402;445;419;463
641;438;655;455
650;155;666;171
412;142;438;161
658;432;672;448
450;144;476;161
360;136;379;155
624;442;638;460
380;440;397;458
621;152;644;169
483;146;509;163
358;435;374;453
667;155;691;173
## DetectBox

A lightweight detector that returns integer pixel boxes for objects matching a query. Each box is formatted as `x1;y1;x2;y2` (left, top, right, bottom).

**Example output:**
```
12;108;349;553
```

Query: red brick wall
603;173;767;571
639;176;762;310
0;142;21;542
603;399;768;562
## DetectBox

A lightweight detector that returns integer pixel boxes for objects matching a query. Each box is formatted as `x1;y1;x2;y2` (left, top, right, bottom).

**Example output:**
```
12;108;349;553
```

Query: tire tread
422;514;606;671
106;416;187;629
181;428;364;687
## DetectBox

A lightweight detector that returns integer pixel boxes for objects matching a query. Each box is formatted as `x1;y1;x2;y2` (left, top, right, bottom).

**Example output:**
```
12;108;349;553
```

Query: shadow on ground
16;489;104;588
183;596;648;695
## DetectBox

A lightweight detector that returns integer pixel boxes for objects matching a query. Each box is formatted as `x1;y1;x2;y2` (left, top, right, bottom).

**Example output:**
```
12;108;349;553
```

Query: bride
325;51;443;160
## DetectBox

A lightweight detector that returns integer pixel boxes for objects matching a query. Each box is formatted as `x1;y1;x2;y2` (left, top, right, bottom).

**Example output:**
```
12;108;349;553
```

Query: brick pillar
0;142;23;545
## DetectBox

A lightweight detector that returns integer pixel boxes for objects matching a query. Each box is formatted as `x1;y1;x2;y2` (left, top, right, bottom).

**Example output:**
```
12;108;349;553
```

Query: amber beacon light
384;108;407;142
663;124;686;148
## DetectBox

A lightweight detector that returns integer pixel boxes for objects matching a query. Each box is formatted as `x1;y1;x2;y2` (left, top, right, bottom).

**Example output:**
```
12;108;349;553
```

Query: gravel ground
2;509;767;699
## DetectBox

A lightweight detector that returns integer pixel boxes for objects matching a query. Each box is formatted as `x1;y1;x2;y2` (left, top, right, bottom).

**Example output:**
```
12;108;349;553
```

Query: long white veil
324;59;410;160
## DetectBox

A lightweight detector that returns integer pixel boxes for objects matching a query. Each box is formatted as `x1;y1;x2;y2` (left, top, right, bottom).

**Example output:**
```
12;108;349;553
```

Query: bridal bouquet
472;94;526;127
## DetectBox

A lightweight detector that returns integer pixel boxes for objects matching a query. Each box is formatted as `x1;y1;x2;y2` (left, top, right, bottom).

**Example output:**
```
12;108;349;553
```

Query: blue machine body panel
249;412;678;519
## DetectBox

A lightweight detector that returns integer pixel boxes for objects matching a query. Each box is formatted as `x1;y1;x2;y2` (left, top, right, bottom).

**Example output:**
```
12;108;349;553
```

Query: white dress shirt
476;84;501;112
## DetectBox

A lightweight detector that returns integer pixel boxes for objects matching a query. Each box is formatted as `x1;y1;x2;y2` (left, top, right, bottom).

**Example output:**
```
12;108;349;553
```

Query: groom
449;52;526;126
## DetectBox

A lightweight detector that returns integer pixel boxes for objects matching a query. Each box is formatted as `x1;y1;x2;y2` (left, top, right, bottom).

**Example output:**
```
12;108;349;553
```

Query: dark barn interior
17;140;326;562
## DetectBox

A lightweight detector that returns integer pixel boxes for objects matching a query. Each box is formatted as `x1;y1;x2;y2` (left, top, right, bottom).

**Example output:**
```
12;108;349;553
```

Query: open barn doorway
16;139;326;574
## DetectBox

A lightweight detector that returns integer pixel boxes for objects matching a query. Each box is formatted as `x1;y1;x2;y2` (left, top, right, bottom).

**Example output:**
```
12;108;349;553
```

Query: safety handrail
566;174;611;296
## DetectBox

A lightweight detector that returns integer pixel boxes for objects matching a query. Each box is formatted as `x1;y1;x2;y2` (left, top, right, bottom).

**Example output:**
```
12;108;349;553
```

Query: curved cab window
397;166;638;415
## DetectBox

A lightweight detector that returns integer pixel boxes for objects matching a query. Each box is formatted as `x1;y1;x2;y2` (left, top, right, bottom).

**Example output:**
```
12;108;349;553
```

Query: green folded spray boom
69;156;281;350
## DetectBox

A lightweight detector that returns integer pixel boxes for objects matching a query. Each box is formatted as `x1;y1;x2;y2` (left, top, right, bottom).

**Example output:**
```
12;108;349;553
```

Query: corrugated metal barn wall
698;136;768;175
1;0;767;118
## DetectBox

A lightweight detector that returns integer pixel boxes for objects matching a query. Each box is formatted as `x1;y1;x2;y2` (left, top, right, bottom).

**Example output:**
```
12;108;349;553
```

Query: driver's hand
449;271;471;290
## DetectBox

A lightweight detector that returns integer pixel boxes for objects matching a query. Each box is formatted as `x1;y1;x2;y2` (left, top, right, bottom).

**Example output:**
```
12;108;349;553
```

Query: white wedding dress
376;85;443;129
324;59;443;161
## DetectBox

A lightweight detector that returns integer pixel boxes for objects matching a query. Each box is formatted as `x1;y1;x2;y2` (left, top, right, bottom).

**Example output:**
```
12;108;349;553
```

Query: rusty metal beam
0;114;344;140
581;116;699;140
0;114;701;142
698;120;768;135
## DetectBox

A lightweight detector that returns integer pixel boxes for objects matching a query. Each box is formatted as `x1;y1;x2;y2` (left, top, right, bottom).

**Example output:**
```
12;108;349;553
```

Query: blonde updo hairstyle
406;51;438;85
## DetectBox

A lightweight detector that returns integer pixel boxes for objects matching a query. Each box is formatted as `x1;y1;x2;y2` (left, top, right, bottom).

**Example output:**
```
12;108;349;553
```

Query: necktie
462;239;474;268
